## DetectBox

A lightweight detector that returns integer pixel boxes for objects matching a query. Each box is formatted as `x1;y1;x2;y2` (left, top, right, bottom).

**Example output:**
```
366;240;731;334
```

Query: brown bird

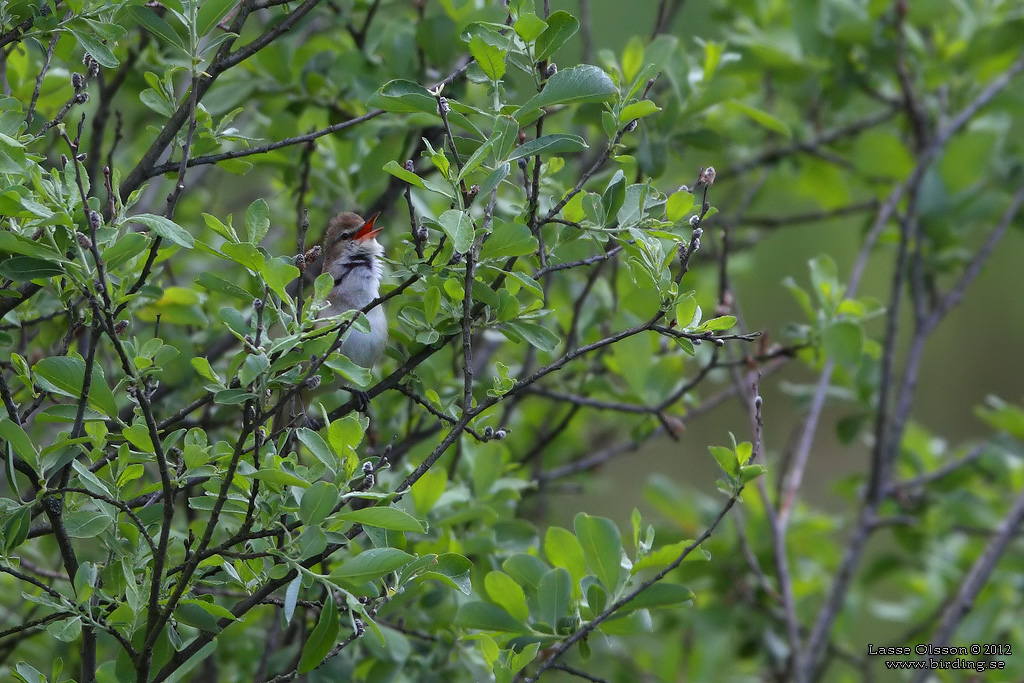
320;211;388;369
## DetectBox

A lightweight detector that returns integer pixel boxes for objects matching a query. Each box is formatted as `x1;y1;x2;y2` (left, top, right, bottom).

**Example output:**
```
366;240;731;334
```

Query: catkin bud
306;375;321;390
75;92;89;104
414;224;428;243
494;428;507;441
362;461;374;474
404;159;414;172
294;253;306;272
253;298;264;310
87;209;102;232
77;232;93;249
113;319;128;335
517;157;528;171
84;54;100;76
624;119;638;133
438;97;450;114
483;426;494;439
71;72;86;91
698;166;716;186
546;63;557;78
689;215;700;227
304;245;321;263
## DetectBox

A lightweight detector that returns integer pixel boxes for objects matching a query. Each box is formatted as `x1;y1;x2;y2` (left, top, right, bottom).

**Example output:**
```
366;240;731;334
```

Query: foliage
1;1;1023;682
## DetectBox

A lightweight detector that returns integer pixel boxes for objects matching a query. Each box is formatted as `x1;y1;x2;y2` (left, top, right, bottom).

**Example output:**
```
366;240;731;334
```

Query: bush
2;1;1023;682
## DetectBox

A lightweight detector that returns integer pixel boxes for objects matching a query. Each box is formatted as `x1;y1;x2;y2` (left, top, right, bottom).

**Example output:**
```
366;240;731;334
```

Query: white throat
327;239;383;309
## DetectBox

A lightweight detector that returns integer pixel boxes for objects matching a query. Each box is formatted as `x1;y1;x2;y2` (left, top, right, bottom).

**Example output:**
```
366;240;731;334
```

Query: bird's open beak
354;212;382;242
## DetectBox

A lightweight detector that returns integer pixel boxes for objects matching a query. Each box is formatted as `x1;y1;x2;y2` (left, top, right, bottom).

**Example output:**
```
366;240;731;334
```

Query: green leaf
675;293;697;329
695;315;736;332
197;271;256;301
329;548;415;584
190;357;222;385
383;160;426;188
709;445;739;477
502;554;549;592
619;100;660;123
252;468;309;488
0;418;40;472
334;506;427;533
33;357;118;417
469;35;506;81
129;213;194;248
63;510;112;538
238;352;270;387
491;115;520;162
515;65;617;124
456;137;496;182
69;28;119;68
852;130;915;180
298;592;339;673
622;35;644;82
46;616;82;643
245;198;270;244
283;575;301;624
666;191;694;223
485;571;530;622
726;101;791;138
574;513;623;593
502;321;559;352
261;257;299;302
740;464;767;484
507;134;587;161
296;428;335;470
455;602;528;633
479;162;510;199
538;567;571;631
514;13;547;42
619;583;694;611
535;10;580;60
123;422;155;452
0;256;64;281
633;540;709;571
324;353;372;388
480;221;538;261
437;210;474;254
821;320;864;366
418;553;473;595
196;0;236;36
368;79;436;114
102;232;149;269
545;527;586;596
299;481;340;526
125;6;183;48
214;388;257;405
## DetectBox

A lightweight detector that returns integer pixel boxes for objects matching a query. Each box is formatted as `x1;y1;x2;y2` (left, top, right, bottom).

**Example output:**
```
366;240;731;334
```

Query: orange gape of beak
354;212;382;242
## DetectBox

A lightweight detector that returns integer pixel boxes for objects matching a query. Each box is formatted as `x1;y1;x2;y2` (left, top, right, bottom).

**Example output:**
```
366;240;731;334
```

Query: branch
526;386;764;682
909;486;1024;681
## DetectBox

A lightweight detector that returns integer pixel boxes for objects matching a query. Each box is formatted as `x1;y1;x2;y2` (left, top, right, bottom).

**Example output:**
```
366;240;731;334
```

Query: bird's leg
349;388;370;413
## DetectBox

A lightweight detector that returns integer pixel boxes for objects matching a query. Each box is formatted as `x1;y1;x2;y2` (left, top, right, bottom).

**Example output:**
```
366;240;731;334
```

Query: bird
320;211;389;370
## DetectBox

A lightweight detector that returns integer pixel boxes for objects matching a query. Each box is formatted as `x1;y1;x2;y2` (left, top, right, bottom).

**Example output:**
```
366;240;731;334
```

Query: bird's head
323;211;384;266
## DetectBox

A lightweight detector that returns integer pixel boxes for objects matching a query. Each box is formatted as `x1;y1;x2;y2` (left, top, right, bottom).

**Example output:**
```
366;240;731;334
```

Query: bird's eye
340;231;352;241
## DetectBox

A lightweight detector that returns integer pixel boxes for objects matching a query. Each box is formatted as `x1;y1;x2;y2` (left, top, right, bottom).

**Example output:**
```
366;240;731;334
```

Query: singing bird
320;211;388;370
